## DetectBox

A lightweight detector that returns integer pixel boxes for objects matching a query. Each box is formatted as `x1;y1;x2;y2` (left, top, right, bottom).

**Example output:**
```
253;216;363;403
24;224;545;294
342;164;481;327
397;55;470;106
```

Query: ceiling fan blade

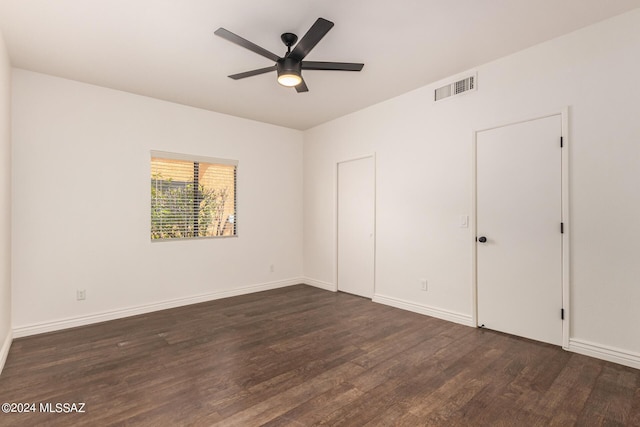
228;65;277;80
288;18;334;61
302;61;364;71
295;78;309;93
214;28;280;62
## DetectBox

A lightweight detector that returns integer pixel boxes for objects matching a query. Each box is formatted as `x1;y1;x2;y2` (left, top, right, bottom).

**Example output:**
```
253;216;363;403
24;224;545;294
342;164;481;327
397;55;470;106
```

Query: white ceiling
0;1;639;130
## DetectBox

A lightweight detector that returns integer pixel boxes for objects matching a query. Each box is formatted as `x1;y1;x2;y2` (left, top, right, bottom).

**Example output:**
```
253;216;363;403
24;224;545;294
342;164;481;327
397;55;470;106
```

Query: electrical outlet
76;289;86;301
420;279;428;291
270;264;275;273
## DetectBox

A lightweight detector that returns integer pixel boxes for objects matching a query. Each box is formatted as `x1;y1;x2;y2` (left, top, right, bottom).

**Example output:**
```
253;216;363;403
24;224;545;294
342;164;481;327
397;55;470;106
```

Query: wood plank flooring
0;285;638;426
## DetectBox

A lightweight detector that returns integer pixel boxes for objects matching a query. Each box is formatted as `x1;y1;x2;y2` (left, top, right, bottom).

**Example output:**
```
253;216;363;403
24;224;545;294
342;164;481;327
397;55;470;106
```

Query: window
150;151;237;240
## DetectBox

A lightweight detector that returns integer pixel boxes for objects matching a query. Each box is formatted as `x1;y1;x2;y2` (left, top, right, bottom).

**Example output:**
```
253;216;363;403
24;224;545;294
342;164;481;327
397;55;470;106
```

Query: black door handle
478;236;487;243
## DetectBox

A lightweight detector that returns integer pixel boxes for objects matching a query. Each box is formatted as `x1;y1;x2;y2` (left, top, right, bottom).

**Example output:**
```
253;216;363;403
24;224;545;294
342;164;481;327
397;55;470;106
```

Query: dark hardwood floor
0;285;638;426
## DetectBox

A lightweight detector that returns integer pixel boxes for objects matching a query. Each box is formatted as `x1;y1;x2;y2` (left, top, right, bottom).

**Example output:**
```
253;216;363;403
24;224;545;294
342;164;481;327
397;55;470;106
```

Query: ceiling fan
214;18;364;93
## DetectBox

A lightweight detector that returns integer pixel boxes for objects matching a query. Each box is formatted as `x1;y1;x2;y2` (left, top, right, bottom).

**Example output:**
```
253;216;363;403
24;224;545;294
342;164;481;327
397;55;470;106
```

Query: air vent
435;75;476;101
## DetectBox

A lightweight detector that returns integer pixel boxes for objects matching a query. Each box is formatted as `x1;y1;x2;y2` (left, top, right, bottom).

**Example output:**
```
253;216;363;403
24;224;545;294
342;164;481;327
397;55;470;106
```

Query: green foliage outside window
151;173;230;239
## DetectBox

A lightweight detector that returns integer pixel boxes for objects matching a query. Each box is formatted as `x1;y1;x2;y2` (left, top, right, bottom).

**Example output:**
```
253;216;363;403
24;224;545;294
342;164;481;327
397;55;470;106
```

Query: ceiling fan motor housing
277;57;301;77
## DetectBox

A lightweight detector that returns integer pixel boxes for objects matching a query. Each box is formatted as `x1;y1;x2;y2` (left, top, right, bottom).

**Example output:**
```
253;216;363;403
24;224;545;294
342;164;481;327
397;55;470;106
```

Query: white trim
473;111;565;135
302;277;337;292
0;330;12;375
336;154;376;164
373;154;377;298
569;339;640;370
150;150;238;166
560;107;570;349
471;109;570;348
13;278;303;338
471;130;478;326
373;294;474;327
335;153;377;298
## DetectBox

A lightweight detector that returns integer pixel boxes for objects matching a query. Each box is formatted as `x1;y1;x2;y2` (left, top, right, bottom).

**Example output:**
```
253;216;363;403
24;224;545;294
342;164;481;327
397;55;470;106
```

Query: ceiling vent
434;74;476;101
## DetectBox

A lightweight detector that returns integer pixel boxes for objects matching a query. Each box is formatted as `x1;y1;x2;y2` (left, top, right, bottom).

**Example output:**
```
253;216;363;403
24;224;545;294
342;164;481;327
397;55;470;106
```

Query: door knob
478;236;487;243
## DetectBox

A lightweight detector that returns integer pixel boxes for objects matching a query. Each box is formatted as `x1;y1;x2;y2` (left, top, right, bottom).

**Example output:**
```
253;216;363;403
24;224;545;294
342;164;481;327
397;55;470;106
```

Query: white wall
304;9;640;363
0;28;12;371
11;70;303;333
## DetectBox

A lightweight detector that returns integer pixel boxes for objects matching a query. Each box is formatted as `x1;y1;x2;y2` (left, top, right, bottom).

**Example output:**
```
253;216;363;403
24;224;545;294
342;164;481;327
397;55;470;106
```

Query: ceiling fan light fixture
277;73;302;87
276;57;302;87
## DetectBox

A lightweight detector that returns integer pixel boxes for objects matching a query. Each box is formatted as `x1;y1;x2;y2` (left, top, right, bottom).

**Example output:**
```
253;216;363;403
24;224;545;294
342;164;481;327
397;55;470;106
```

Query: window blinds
150;151;237;240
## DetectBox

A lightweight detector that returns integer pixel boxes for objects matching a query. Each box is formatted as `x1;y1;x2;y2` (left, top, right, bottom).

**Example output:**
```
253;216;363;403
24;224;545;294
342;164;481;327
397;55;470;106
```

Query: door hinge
560;136;564;148
561;308;565;320
561;222;564;234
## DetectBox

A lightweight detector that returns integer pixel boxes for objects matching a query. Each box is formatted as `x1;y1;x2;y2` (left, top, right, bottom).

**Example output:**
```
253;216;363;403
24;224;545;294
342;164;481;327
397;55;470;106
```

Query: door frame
471;108;570;349
335;153;377;297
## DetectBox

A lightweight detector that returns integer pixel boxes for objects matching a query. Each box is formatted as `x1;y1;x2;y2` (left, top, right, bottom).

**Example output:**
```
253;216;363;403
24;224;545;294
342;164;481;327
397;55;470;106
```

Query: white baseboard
13;278;304;338
0;329;12;376
302;277;336;292
569;338;640;370
10;279;640;372
373;294;474;327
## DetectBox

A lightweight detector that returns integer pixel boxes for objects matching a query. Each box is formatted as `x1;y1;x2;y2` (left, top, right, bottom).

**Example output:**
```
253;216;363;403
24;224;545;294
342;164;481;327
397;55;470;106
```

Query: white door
337;156;375;298
476;115;563;345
